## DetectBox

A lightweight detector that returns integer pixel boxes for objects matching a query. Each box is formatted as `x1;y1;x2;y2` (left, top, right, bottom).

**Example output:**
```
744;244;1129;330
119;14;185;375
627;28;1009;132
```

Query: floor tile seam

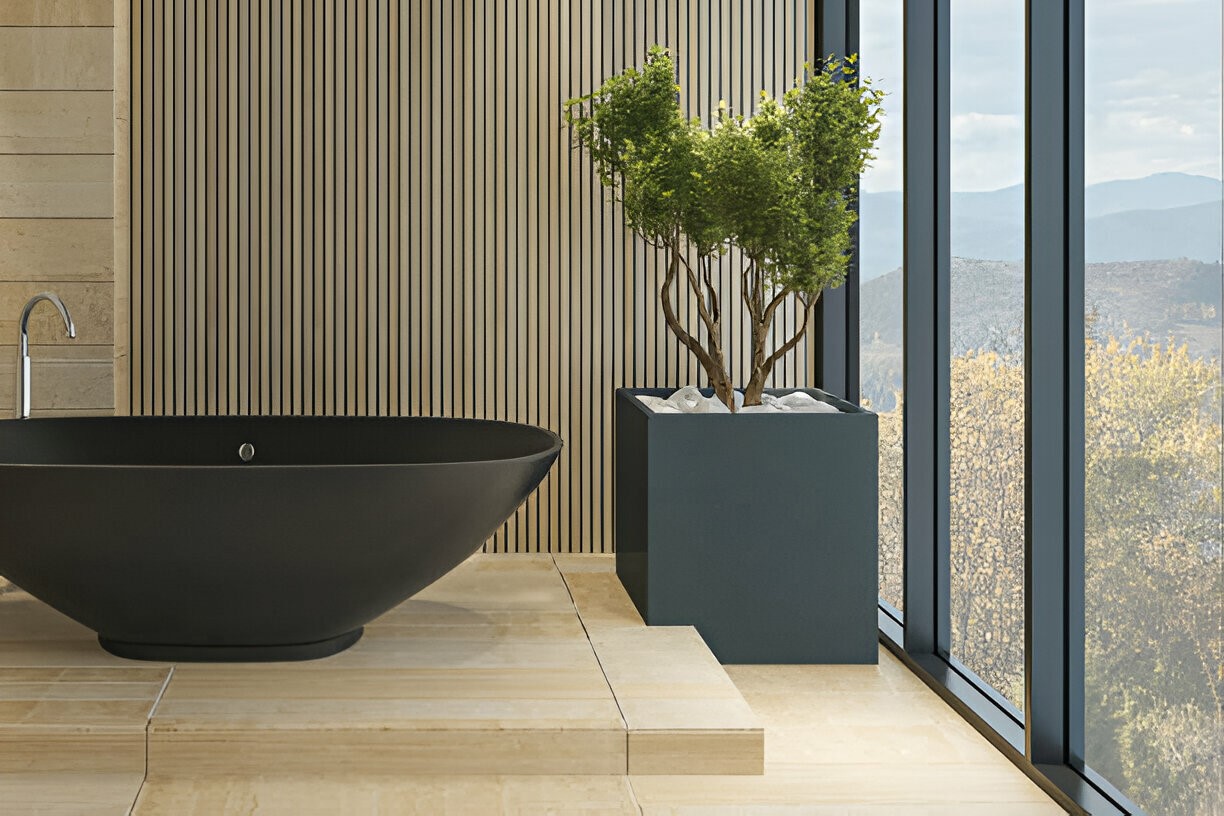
551;555;631;775
0;694;165;703
626;727;764;734
755;758;1063;769
0;680;166;686
144;668;174;721
0;723;151;734
148;694;616;701
624;796;1062;809
625;771;1061;788
133;665;173;814
126;771;146;816
162;668;604;676
144;724;631;729
144;724;629;734
624;772;646;815
146;697;624;714
622;782;1074;802
751;758;1063;770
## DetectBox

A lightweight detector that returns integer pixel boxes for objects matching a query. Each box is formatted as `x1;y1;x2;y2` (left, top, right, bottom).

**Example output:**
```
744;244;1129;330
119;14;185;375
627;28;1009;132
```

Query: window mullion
812;0;855;400
1023;0;1085;768
900;0;950;657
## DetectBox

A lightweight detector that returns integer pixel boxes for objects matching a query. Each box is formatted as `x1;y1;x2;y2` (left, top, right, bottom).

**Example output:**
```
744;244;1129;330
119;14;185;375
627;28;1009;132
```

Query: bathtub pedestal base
98;628;363;662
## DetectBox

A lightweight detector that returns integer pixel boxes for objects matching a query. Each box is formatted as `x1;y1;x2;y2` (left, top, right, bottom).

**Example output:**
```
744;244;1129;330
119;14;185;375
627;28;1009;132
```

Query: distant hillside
1086;201;1222;263
1084;172;1222;217
859;257;1223;410
859;173;1223;281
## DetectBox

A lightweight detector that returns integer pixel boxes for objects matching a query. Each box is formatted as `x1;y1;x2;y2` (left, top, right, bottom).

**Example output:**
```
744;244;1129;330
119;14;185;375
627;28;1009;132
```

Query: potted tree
564;46;884;663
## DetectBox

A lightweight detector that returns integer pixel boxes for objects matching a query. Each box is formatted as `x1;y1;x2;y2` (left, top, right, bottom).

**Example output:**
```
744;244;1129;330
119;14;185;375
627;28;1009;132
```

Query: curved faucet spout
16;292;76;419
20;292;76;344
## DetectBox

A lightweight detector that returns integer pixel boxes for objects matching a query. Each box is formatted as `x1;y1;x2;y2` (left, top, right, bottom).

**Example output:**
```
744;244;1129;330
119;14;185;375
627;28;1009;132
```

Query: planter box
615;387;878;664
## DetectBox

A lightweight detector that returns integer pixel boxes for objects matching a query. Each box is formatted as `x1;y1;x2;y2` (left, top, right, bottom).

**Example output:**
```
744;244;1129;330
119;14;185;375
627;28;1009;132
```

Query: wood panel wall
0;2;116;417
123;0;815;552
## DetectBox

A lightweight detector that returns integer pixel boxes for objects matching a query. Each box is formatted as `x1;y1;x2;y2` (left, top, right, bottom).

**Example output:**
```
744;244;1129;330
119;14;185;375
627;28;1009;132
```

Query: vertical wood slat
114;1;133;415
126;0;810;553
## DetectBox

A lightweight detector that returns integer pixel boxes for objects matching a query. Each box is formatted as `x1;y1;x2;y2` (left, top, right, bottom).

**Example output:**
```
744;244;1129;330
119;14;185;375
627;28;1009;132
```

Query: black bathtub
0;416;560;662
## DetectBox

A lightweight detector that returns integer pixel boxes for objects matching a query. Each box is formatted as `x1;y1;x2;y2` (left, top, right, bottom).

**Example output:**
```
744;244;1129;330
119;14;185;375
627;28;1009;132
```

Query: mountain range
859;172;1223;281
859;256;1223;412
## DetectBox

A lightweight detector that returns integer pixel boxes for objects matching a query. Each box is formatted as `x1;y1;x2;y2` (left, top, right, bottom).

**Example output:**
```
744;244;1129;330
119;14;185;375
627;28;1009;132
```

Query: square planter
615;387;878;664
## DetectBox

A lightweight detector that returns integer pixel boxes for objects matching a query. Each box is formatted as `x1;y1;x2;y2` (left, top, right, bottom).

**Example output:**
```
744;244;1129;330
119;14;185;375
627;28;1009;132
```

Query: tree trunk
742;376;768;407
742;319;772;406
658;240;736;409
742;294;817;406
711;372;736;410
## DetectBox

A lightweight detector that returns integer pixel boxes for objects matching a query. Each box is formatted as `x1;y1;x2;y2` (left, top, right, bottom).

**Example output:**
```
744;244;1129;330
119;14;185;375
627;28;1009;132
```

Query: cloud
857;0;1222;191
952;113;1022;140
1084;0;1220;182
858;0;905;193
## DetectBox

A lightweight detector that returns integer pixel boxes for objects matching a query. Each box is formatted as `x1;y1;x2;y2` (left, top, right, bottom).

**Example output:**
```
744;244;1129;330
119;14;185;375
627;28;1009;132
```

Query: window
947;0;1025;711
871;2;1218;811
858;0;905;615
1083;1;1223;812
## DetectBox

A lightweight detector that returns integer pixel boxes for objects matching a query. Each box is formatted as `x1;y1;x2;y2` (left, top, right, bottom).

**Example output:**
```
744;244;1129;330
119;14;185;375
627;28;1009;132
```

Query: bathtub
0;416;560;662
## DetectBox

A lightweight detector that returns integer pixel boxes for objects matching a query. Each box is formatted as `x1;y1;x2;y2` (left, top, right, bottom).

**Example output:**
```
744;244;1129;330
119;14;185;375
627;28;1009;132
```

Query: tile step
0;555;763;778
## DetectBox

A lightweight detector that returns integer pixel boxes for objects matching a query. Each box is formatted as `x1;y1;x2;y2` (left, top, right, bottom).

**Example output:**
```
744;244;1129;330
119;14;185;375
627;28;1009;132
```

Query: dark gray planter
615;387;878;664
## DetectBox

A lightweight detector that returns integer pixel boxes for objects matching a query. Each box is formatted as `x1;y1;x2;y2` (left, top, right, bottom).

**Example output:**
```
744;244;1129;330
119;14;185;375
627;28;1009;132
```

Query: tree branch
741;260;763;327
762;288;791;326
760;294;818;376
660;242;722;382
700;257;720;325
677;252;720;342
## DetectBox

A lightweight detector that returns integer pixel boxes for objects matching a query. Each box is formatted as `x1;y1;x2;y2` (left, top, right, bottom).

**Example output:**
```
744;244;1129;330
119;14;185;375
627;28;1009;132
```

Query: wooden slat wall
124;0;812;553
0;4;115;418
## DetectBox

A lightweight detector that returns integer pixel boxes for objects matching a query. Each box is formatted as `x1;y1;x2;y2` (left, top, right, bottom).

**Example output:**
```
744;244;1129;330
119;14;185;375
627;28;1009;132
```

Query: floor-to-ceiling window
946;0;1025;711
869;1;1221;813
858;0;905;616
1082;2;1223;813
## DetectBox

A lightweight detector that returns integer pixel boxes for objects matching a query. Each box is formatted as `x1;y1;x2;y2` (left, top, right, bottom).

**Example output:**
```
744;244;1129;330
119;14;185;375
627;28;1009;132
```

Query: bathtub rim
0;414;563;470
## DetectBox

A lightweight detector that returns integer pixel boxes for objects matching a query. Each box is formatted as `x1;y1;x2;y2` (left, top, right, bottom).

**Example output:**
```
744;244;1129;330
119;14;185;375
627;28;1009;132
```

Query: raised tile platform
0;554;762;803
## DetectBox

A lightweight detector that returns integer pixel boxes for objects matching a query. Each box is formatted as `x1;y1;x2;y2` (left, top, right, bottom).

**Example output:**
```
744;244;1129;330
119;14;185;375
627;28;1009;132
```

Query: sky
858;0;1224;193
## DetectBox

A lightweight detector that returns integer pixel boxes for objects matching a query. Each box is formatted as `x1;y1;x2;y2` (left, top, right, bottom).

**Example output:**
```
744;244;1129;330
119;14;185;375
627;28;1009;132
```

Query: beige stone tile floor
0;555;1066;815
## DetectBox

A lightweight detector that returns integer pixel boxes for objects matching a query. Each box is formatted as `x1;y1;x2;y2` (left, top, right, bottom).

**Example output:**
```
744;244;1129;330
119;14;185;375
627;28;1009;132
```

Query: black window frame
819;1;1149;813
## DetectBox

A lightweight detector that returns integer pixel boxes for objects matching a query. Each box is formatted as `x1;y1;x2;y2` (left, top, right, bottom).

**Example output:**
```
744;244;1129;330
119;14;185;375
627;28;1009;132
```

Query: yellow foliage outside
1083;336;1220;816
875;333;1221;815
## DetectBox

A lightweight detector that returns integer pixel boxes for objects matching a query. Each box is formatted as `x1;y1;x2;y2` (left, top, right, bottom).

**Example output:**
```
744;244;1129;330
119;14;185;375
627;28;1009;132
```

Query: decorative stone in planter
615;387;879;664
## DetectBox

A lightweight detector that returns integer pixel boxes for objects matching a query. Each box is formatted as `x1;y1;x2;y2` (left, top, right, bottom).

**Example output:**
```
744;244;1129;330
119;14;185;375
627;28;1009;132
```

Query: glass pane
858;0;904;614
1084;1;1223;813
947;0;1025;710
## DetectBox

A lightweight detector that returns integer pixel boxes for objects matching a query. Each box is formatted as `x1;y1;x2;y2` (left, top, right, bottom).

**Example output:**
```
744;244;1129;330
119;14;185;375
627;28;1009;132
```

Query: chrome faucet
16;293;76;419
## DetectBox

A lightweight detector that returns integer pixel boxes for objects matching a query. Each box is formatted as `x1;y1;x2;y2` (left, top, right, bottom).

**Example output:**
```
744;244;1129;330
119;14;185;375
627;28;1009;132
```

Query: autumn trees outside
874;331;1222;816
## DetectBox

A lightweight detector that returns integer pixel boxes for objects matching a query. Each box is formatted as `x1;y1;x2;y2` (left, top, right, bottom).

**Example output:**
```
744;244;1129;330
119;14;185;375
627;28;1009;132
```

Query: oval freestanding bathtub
0;416;561;662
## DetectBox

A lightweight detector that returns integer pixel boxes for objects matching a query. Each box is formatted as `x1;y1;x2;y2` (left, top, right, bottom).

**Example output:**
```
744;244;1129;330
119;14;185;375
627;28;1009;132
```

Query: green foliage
622;116;713;250
562;45;680;187
563;46;883;405
563;45;700;248
761;56;882;299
